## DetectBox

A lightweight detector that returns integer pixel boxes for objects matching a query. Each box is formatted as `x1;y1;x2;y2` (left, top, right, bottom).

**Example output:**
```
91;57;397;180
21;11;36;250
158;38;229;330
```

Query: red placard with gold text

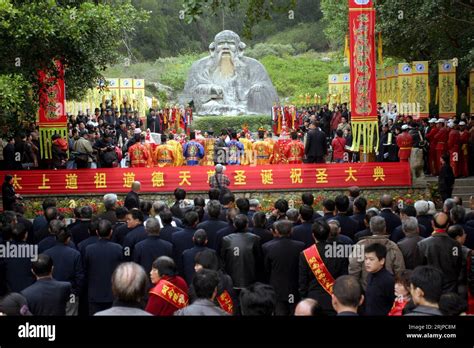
1;163;411;195
38;60;67;127
349;0;377;122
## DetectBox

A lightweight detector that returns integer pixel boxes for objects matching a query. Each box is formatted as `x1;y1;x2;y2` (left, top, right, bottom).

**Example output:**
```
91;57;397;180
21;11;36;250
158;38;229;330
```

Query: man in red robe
433;119;449;175
396;125;413;162
459;121;470;177
284;131;305;164
447;122;460;177
425;118;439;175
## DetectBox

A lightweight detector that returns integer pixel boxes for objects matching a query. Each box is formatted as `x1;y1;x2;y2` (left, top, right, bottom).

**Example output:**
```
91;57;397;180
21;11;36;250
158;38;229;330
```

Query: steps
426;176;474;209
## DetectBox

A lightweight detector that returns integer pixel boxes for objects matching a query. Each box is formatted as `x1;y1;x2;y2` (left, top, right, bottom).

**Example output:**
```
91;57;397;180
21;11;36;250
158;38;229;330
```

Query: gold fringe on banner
435;87;439;105
350;121;379;154
39;127;68;159
377;32;383;65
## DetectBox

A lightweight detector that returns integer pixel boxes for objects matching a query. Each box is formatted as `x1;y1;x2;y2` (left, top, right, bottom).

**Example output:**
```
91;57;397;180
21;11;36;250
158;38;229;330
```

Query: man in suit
250;212;273;246
414;200;434;237
182;229;215;285
417;212;462;293
77;217;100;260
85;219;124;315
397;217;424;270
123;209;147;260
291;205;316;248
44;228;84;315
304;120;327;163
34;206;58;244
159;209;183;243
133;218;173;276
390;205;427;243
38;220;75;254
333;195;358;241
69;205;93;246
299;219;348;315
350;197;367;232
215;207;239;254
97;193;118;226
171;210;199;275
147;109;161;134
263;220;305;315
21;254;71;316
379;194;402;236
124;181;141;210
111;207;131;245
196;200;227;250
221;214;263;290
4;224;35;292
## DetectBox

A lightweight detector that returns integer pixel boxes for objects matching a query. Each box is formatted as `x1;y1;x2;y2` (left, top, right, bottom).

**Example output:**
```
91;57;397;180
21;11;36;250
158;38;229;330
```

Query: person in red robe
447;122;461;177
433;119;449;174
459;121;470;177
396;125;413;162
146;256;189;316
425;118;439;175
284;131;305;164
128;133;150;168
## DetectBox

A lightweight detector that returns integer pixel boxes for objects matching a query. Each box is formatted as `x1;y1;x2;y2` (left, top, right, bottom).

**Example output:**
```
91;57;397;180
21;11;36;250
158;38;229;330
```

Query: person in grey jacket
95;262;151;316
174;269;228;316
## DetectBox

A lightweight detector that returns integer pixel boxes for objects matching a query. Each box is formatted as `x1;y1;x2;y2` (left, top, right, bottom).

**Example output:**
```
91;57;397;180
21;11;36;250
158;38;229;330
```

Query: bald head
132;181;141;192
380;194;393;209
294;298;319;316
433;212;449;229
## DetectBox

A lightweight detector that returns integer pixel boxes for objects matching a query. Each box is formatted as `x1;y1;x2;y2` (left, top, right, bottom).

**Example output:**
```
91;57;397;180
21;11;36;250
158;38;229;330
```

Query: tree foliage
0;0;148;131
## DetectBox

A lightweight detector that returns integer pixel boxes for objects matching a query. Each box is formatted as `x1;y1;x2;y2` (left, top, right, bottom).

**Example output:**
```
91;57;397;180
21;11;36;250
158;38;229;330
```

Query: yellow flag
344;35;350;67
377;32;383;65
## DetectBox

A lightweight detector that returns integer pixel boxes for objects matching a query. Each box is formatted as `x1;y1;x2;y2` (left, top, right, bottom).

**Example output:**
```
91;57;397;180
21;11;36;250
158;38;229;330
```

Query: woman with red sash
388;270;413;316
146;256;189;316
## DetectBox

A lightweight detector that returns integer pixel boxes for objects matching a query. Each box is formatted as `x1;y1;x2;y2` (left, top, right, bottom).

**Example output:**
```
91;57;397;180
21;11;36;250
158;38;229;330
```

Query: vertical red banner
38;60;67;126
348;0;378;154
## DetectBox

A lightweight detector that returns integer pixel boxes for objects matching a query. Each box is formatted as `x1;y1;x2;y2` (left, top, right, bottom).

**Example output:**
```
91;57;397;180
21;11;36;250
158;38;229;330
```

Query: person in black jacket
124;181;141;210
291;205;315;248
21;254;71;316
2;175;19;211
171;210;199;275
333;195;358;241
182;229;215;285
304;120;327;163
85;219;124;315
69;206;93;246
221;214;262;290
3;137;18;170
298;219;348;315
263;220;305;315
158;209;182;243
379;194;402;236
438;154;455;202
133;218;173;276
196;200;227;250
43;228;84;316
250;212;273;246
417;212;462;293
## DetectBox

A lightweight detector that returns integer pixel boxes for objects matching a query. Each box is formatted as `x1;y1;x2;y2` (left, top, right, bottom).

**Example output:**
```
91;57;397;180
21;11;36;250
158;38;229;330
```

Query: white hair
414;200;429;215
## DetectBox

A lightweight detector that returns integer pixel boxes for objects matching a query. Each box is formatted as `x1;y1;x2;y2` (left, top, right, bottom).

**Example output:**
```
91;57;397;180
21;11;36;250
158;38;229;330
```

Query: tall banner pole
348;0;378;155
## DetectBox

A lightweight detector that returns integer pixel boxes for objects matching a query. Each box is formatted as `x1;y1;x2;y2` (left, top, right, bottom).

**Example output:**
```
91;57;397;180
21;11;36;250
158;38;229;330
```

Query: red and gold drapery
349;0;378;154
37;60;68;159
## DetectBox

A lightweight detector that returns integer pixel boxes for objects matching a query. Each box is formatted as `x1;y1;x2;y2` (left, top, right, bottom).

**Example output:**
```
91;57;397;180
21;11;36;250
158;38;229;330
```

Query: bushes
190;115;272;133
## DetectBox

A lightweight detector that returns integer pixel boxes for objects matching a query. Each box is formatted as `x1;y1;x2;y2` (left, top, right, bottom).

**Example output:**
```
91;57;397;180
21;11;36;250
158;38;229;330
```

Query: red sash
150;279;189;309
216;290;234;314
303;244;336;296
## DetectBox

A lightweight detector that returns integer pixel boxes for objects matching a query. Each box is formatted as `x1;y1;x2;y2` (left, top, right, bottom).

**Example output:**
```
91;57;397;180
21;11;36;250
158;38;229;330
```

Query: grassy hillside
105;49;346;104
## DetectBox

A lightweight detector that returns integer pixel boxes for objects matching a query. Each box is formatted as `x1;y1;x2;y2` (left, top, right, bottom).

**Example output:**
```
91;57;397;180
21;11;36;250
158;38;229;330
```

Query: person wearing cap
447;121;460;177
433;118;449;175
252;128;272;165
459;121;469;177
209;164;230;189
128;133;150;168
396;124;413;162
154;134;176;167
426;118;439;175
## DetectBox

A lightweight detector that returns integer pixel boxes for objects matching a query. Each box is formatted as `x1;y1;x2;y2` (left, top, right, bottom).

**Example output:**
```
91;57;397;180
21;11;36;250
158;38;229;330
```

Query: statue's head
209;30;246;60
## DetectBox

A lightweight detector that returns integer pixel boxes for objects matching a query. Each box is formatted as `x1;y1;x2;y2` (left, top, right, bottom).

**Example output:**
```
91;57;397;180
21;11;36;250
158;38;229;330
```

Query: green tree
0;0;148;133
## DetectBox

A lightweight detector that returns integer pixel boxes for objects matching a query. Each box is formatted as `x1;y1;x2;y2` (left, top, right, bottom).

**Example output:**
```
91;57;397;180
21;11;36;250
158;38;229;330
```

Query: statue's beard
215;51;236;78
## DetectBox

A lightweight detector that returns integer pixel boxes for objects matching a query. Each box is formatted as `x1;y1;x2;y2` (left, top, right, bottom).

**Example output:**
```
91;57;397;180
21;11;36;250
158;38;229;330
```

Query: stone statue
183;30;279;115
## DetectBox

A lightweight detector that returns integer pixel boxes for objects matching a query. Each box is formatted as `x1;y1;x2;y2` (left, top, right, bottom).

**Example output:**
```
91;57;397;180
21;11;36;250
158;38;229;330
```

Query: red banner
349;0;377;121
38;60;67;126
349;0;378;154
1;163;411;195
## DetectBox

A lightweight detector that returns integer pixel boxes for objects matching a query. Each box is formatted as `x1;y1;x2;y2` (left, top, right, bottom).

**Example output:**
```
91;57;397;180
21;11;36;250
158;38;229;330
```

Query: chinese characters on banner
2;163;411;195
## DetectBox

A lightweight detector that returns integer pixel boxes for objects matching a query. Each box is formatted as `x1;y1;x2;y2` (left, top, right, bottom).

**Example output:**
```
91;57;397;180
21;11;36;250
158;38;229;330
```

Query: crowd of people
1;184;474;316
1;104;473;177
